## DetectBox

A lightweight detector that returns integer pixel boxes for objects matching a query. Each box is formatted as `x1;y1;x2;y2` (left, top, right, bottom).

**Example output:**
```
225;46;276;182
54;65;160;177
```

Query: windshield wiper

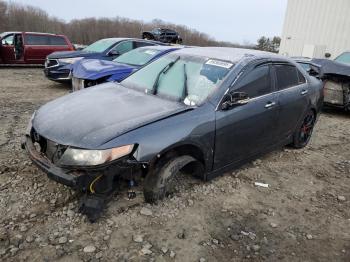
152;56;180;95
182;63;189;100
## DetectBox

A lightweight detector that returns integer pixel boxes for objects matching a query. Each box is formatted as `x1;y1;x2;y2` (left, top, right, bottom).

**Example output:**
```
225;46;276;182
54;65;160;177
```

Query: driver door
1;33;16;64
214;62;279;169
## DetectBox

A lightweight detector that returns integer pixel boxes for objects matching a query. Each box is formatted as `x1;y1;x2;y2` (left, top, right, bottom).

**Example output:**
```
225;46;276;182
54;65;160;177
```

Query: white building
279;0;350;59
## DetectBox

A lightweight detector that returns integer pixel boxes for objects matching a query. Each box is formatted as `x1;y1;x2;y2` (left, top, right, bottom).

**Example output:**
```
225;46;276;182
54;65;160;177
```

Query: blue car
71;45;181;91
44;38;165;82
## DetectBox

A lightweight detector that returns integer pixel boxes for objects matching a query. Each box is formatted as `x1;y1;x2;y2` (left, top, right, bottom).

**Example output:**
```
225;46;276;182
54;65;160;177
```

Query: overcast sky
11;0;288;44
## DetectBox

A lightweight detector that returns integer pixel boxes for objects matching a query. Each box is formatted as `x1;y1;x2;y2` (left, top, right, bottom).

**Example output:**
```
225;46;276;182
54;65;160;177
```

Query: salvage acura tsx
22;47;323;221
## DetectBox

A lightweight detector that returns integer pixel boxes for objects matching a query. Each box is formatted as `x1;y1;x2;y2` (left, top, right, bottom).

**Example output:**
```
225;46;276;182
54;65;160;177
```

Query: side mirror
221;91;250;110
325;53;331;58
108;50;120;56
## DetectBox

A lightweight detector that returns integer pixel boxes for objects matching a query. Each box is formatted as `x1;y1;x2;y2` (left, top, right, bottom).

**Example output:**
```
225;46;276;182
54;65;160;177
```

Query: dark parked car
44;38;165;82
22;47;323;221
71;45;181;91
0;31;74;65
142;28;182;44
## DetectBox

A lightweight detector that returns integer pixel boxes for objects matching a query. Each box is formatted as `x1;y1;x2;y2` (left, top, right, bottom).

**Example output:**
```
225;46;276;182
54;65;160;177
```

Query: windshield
335;52;350;65
114;48;162;66
121;54;233;106
83;39;118;53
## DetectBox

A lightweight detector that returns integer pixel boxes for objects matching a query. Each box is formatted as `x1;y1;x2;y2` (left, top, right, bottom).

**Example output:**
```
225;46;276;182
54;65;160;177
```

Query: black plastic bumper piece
78;194;111;222
23;136;77;188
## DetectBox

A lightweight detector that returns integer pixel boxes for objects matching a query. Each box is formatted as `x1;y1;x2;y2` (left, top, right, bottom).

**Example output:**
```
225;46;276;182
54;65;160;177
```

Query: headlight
58;144;134;166
58;57;84;64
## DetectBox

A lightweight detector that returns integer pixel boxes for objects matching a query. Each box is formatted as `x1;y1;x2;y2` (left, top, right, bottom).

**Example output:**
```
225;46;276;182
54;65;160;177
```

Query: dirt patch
0;68;349;261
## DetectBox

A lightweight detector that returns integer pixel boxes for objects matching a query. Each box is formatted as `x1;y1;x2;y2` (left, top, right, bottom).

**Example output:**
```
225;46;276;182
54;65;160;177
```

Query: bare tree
0;0;254;49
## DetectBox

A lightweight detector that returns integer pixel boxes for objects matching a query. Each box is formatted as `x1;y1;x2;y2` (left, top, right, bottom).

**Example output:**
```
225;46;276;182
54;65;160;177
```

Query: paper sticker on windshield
205;59;233;69
144;50;157;55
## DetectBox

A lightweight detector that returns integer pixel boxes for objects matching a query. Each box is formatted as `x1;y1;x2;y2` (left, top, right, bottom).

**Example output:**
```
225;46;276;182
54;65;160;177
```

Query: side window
25;35;49;45
297;70;306;84
135;41;155;48
274;64;300;90
1;34;14;45
49;36;67;46
234;65;272;98
111;41;134;55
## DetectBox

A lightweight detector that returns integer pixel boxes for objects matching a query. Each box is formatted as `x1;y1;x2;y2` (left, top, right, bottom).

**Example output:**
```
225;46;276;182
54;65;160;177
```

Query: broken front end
323;78;350;110
312;58;350;110
22;123;144;221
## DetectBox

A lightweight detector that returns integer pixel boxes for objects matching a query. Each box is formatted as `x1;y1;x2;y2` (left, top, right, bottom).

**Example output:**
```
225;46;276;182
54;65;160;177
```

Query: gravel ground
0;68;349;262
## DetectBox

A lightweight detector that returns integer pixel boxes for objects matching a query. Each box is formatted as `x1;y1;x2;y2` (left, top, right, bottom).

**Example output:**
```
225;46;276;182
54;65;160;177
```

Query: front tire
143;155;199;203
291;110;316;148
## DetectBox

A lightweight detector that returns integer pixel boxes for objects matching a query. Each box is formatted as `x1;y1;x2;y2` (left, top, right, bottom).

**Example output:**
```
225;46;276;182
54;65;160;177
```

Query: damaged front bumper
21;135;142;191
22;135;81;188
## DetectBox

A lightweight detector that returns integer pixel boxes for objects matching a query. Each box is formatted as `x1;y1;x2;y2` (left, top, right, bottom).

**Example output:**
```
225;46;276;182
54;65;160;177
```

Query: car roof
291;57;312;62
170;47;289;64
0;31;65;37
137;45;181;51
93;37;166;46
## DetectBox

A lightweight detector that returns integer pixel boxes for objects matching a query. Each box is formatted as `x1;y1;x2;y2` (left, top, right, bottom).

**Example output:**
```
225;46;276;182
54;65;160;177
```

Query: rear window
26;35;48;45
275;64;300;90
135;41;155;48
49;36;67;46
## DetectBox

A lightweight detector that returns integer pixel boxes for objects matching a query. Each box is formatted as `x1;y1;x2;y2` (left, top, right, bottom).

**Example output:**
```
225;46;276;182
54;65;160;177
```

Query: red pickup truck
0;32;74;65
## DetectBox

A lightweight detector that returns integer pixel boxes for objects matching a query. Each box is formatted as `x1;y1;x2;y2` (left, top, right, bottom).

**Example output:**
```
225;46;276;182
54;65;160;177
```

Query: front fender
100;103;216;172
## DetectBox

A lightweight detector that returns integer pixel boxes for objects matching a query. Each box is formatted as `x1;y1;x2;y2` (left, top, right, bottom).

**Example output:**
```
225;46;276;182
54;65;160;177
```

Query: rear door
24;34;50;64
214;62;279;169
273;63;309;140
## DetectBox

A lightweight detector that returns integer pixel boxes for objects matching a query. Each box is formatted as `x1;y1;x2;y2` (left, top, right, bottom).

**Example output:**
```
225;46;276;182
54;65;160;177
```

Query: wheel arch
148;142;208;179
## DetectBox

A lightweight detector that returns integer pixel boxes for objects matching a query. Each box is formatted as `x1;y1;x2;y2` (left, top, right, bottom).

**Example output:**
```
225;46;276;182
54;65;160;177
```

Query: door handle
301;90;308;95
265;101;276;108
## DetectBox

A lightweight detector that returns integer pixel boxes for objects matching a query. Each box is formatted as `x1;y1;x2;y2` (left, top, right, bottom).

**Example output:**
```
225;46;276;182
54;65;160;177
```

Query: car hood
32;83;188;149
312;58;350;78
72;59;137;80
47;50;99;59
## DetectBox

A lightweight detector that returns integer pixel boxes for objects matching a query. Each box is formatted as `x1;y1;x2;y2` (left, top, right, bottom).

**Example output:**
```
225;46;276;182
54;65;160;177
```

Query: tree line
0;1;280;52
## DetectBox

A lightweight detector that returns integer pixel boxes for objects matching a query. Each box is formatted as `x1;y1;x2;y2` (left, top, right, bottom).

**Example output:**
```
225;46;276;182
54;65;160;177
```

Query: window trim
230;62;275;98
216;60;275;111
272;62;308;91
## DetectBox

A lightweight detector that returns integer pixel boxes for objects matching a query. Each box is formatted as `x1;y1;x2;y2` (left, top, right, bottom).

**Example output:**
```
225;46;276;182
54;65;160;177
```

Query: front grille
31;128;67;164
72;77;85;91
45;59;58;68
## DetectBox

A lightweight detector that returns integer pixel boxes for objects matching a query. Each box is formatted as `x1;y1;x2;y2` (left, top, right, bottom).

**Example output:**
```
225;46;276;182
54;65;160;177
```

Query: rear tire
291;110;316;149
143;155;200;203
